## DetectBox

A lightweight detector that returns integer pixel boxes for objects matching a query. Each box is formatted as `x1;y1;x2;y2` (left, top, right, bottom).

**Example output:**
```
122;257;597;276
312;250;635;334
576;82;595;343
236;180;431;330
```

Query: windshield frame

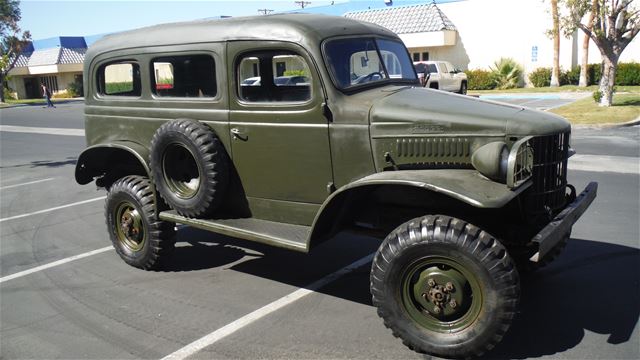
321;35;420;94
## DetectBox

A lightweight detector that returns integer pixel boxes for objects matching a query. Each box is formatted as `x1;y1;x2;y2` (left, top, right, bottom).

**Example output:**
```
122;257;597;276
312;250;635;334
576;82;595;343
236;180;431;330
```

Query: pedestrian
41;83;55;108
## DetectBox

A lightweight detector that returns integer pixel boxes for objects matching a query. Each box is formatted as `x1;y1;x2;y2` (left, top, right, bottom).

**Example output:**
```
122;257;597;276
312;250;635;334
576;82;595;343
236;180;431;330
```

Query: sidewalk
0;98;84;109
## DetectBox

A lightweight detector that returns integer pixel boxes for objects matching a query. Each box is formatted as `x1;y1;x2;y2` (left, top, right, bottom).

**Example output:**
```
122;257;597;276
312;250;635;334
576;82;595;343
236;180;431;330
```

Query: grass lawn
550;93;640;125
470;85;640;94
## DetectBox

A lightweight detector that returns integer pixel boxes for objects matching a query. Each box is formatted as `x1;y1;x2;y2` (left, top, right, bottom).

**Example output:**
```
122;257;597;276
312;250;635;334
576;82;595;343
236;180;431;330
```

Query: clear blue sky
18;0;456;40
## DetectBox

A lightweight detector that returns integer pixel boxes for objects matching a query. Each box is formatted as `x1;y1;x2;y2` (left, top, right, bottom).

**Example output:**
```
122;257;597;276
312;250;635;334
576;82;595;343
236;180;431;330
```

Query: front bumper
529;182;598;262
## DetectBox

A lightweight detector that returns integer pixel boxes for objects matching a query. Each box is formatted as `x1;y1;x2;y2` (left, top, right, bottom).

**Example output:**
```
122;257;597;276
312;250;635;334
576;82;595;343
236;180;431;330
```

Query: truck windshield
324;37;418;90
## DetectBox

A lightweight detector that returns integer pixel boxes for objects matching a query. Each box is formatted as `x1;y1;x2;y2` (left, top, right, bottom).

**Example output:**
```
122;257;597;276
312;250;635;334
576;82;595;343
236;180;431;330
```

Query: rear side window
151;55;217;98
99;61;141;96
237;51;312;103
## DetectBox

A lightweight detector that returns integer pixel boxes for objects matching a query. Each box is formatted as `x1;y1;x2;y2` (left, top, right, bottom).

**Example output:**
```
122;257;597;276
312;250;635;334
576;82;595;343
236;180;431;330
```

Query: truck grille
526;132;570;214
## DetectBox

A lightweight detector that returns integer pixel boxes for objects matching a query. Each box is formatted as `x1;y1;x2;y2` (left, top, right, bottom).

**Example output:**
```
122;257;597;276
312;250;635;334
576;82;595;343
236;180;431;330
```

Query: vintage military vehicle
76;14;597;358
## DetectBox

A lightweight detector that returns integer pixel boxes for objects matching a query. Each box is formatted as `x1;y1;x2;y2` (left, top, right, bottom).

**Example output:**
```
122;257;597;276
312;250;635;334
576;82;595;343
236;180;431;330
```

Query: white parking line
0;246;113;284
0;177;55;190
0;125;84;136
161;253;375;360
0;196;106;223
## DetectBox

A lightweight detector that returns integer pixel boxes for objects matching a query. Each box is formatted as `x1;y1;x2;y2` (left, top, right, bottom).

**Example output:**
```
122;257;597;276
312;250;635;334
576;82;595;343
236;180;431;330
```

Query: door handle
231;128;248;141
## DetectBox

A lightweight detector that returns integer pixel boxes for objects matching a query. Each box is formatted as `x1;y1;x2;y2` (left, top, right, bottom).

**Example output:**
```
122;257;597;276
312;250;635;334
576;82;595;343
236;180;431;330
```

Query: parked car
76;14;597;359
414;60;468;94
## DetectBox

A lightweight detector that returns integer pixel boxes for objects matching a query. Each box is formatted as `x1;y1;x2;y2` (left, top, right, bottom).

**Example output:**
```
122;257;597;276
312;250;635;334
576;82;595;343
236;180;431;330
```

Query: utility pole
294;1;311;9
258;9;273;15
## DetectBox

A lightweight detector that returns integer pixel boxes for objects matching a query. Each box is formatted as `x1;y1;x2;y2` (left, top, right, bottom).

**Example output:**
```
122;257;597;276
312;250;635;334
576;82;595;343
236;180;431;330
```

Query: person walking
41;83;55;108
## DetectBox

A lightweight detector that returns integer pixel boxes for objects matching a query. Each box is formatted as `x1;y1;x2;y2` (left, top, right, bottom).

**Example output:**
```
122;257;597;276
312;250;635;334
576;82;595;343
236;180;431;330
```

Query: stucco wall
435;0;638;76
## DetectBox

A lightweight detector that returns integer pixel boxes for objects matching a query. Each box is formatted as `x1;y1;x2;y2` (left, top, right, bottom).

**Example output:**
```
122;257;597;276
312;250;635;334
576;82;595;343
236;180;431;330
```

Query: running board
159;210;310;253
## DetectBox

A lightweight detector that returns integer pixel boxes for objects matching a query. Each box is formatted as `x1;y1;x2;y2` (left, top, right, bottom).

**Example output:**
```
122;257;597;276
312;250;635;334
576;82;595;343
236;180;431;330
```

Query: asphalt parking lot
1;102;638;359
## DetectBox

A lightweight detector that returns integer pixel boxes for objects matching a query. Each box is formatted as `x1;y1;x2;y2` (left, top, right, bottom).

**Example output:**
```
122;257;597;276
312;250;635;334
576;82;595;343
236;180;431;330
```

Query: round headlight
471;141;509;183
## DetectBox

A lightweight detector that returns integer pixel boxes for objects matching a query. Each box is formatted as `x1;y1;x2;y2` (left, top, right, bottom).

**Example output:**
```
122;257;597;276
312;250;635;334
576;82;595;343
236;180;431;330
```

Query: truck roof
86;13;397;58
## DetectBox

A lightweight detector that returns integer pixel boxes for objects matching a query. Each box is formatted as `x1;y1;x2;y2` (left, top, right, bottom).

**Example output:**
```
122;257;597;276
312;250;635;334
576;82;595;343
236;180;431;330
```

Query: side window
99;61;141;96
440;62;449;73
151;55;216;97
237;51;312;103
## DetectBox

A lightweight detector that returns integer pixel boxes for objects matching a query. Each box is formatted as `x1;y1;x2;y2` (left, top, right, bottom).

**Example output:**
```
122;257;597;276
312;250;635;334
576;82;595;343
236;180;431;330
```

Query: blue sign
532;46;538;62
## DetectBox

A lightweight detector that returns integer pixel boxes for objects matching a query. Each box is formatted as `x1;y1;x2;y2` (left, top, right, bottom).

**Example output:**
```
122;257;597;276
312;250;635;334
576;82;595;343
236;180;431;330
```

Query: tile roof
27;48;61;66
59;48;86;64
344;3;457;34
11;46;87;68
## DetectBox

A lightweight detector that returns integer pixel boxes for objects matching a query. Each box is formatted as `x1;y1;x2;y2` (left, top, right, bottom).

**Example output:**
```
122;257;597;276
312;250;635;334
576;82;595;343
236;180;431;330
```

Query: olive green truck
75;14;598;358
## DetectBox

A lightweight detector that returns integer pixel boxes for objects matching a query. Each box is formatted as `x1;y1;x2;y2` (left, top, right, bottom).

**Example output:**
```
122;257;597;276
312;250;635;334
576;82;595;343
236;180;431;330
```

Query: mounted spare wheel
150;119;229;218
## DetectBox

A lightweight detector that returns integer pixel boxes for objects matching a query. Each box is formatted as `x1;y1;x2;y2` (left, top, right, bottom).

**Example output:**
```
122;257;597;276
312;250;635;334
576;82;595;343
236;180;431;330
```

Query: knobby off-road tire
150;119;229;218
106;176;176;270
370;215;520;359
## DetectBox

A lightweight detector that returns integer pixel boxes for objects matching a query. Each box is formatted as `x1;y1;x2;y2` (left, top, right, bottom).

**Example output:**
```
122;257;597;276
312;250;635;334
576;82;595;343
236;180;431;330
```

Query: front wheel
370;215;519;358
459;82;468;95
105;175;176;270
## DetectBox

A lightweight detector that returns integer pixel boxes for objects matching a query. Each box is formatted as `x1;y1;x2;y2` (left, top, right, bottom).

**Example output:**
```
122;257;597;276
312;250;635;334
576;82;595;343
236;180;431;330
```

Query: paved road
1;103;638;360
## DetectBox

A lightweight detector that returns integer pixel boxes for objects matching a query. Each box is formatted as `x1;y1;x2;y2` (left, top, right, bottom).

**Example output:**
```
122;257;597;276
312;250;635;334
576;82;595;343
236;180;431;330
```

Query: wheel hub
412;265;469;318
115;202;145;251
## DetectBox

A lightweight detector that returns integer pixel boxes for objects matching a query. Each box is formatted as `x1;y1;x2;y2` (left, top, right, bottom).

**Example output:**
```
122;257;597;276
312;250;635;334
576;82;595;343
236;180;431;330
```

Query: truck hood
369;87;571;138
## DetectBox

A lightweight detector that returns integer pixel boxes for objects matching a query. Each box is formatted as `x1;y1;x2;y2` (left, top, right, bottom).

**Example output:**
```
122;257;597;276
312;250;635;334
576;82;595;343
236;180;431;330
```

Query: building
6;36;100;99
7;0;638;98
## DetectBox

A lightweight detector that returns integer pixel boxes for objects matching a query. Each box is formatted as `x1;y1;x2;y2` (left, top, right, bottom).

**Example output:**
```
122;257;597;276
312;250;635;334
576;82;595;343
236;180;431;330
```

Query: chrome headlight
506;136;534;188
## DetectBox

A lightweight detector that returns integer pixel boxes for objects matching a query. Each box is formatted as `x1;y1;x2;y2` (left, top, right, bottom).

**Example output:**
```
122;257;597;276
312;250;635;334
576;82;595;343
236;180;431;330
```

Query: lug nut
427;279;436;287
449;300;457;308
433;306;441;314
445;282;454;291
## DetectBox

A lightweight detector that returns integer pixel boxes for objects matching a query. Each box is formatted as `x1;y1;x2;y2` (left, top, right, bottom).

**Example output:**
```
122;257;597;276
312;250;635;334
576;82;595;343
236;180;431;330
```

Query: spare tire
150;119;228;218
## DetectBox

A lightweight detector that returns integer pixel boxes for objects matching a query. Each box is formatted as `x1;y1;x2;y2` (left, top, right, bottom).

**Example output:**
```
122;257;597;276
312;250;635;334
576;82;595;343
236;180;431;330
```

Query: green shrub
52;91;73;99
592;90;602;103
615;62;640;86
464;69;496;90
67;80;83;97
587;63;602;85
563;67;580;85
529;67;552;87
3;87;16;101
283;69;308;77
490;58;522;89
105;82;133;94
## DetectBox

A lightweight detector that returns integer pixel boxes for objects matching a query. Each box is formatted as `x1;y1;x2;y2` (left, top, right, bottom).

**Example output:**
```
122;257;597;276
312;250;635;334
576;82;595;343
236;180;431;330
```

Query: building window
421;52;429;61
99;61;141;96
412;53;420;62
39;75;58;93
151;55;217;97
237;51;311;103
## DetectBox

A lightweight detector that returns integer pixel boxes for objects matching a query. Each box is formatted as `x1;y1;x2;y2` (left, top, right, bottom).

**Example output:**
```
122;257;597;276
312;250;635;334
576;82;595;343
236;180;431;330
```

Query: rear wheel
105;176;176;270
370;215;519;358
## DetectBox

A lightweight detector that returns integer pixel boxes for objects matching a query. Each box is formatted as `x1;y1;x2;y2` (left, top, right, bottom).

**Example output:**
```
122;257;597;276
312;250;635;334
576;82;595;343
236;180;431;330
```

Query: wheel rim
400;256;482;333
162;143;201;199
115;201;145;252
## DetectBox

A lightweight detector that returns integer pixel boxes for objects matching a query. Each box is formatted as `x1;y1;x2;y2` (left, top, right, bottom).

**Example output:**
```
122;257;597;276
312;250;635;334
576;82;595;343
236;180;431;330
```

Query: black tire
459;81;468;95
150;119;229;218
105;176;176;270
429;82;439;90
370;215;519;359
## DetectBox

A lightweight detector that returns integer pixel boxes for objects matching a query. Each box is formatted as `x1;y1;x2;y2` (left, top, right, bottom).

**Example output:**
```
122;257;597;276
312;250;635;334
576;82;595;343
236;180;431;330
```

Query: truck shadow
165;231;639;358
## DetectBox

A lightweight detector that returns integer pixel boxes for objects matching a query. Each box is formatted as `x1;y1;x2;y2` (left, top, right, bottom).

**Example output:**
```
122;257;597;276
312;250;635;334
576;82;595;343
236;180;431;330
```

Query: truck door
227;41;333;206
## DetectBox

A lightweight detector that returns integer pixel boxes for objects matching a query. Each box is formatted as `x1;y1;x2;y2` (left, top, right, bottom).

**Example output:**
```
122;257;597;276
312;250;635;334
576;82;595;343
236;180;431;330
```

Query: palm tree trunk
550;0;560;87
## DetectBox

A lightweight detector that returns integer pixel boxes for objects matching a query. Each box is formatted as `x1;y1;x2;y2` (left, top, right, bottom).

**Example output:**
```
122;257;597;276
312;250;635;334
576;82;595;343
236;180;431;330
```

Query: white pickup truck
414;61;468;95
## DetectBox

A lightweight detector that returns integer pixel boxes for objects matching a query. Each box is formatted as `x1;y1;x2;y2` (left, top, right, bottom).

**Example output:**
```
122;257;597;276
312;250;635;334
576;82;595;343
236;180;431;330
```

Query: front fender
308;169;531;247
340;169;530;208
75;141;151;184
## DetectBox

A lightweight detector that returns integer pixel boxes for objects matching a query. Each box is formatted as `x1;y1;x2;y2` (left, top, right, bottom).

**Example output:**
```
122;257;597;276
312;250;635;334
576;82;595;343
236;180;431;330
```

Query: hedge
528;62;640;87
464;69;496;90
